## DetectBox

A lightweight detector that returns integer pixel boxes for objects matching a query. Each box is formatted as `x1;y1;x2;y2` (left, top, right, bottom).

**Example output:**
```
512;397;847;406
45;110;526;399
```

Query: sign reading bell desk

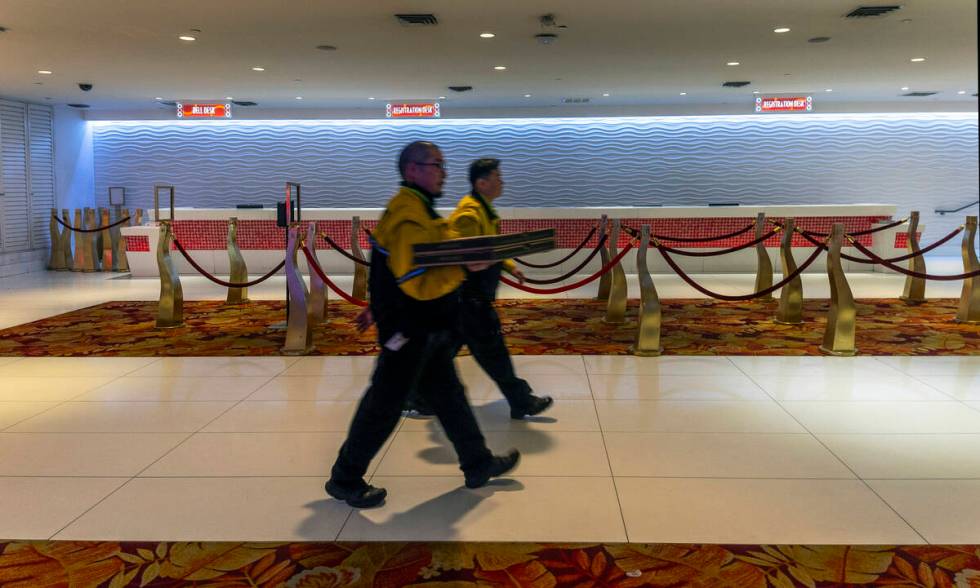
176;102;232;119
755;95;812;113
386;102;440;118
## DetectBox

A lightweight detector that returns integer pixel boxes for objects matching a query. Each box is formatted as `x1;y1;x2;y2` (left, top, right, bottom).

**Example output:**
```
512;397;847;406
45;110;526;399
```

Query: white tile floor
0;267;978;544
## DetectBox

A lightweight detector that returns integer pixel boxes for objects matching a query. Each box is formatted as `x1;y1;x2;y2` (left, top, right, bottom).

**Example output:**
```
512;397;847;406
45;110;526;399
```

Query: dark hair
398;141;439;179
469;158;500;191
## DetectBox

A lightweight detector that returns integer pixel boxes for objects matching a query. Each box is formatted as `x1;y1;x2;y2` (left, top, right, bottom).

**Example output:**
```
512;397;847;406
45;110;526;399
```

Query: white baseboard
0;249;48;278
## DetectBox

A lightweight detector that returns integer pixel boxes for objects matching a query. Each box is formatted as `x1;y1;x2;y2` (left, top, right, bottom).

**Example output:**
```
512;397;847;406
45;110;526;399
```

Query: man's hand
509;266;526;284
355;308;375;333
465;261;493;272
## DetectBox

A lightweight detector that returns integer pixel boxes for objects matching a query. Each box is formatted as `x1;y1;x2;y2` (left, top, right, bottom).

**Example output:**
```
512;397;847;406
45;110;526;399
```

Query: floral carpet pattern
0;541;978;587
0;299;976;357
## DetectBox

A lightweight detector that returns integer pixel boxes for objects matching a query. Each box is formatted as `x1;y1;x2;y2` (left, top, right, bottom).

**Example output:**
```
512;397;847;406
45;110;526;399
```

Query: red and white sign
755;96;812;113
386;102;440;118
177;102;232;118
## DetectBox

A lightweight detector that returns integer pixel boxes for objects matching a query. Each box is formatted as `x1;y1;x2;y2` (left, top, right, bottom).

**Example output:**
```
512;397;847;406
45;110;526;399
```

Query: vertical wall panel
28;104;56;250
0;101;30;252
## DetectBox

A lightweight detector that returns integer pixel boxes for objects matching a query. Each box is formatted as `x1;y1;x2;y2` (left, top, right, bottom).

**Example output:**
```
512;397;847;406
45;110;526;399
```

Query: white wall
53;106;94;210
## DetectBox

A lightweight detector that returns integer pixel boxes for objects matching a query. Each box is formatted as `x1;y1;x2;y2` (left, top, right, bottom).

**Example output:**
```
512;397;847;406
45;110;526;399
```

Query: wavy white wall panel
93;114;978;249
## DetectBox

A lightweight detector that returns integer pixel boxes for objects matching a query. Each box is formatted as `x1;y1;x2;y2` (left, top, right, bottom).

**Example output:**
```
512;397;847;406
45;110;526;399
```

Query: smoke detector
535;33;558;45
448;85;473;93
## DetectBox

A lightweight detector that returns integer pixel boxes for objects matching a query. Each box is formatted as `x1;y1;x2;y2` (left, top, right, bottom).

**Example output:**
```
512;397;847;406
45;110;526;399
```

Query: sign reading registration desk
386;102;440;118
755;96;813;113
177;102;232;119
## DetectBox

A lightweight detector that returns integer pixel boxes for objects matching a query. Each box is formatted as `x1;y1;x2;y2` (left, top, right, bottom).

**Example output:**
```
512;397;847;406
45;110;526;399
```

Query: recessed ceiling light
480;32;495;38
523;93;532;98
252;66;265;71
438;96;446;100
225;96;233;100
901;86;909;91
958;90;967;94
178;35;196;41
368;97;375;100
493;65;507;70
602;92;610;97
155;97;163;100
773;27;791;33
910;57;926;62
679;92;687;96
825;88;833;92
295;96;303;100
727;61;740;66
37;70;52;75
752;90;760;94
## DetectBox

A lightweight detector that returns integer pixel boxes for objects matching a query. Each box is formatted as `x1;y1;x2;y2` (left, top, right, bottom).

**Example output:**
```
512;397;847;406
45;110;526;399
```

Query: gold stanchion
83;208;99;272
595;215;612;301
821;223;857;356
47;208;66;270
115;209;131;272
282;224;313;355
775;218;803;324
900;210;927;304
99;208;113;272
956;215;979;324
156;220;184;328
225;217;249;304
71;209;86;271
605;218;628;324
135;208;145;226
351;216;369;301
60;209;74;271
754;212;774;299
631;224;663;356
306;222;328;322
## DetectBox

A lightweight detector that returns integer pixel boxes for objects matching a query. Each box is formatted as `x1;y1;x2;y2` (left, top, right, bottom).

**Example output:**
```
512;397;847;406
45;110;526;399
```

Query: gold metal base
899;295;927;305
280;345;314;356
629;346;663;357
773;318;804;325
819;345;857;357
953;318;980;324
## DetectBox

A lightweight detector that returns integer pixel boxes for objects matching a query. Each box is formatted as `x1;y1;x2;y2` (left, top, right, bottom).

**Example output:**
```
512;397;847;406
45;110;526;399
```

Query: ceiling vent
561;97;591;104
448;85;473;93
232;100;258;106
395;14;438;26
158;100;177;106
808;36;832;43
722;81;751;88
67;103;90;109
845;5;901;18
902;91;938;97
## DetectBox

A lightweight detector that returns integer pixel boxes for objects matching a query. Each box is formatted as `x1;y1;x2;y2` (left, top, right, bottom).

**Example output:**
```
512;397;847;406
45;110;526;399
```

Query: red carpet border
0;299;977;357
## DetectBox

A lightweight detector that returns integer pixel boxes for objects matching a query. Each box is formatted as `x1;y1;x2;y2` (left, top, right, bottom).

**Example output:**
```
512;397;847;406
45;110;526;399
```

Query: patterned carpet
1;541;978;587
0;299;976;357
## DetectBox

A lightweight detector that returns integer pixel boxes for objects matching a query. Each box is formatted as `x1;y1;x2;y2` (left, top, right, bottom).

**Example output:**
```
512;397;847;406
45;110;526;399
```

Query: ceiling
0;0;977;113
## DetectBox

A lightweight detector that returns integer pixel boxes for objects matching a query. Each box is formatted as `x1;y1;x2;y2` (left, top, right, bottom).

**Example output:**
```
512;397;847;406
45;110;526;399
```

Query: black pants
331;329;492;486
456;296;533;409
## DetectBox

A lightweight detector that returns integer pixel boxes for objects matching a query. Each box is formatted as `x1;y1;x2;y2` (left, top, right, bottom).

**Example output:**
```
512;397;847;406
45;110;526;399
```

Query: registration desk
121;204;905;278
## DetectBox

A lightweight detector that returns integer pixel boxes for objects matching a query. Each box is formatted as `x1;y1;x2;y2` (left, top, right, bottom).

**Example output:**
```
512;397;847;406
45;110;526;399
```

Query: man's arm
387;219;465;301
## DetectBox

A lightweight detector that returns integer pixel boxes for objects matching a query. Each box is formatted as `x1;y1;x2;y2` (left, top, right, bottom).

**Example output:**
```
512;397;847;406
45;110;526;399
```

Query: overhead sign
177;102;232;119
755;96;812;113
386;102;440;118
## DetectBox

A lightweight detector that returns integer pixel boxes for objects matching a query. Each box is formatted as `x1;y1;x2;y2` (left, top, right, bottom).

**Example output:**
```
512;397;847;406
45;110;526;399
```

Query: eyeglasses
413;161;446;171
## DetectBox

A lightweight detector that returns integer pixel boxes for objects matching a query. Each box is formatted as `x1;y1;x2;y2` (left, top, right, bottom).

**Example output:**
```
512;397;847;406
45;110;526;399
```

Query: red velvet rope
797;227;965;265
172;238;286;288
652;228;781;258
795;217;908;238
501;242;634;294
650;222;756;243
521;233;610;285
657;245;824;301
53;214;131;233
515;226;598;268
848;239;980;281
301;246;370;307
320;232;370;266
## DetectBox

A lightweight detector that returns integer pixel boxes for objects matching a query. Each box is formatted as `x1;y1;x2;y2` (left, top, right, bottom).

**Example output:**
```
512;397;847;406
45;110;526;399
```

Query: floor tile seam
44;468;154;540
0;399;76;433
869;356;922;378
345;415;408;541
586;358;632;543
736;366;930;544
904;372;980;408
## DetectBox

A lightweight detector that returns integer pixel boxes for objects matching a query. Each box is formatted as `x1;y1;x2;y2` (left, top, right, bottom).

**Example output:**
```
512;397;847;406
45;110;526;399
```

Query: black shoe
464;449;521;489
325;479;387;508
404;397;435;417
510;395;554;420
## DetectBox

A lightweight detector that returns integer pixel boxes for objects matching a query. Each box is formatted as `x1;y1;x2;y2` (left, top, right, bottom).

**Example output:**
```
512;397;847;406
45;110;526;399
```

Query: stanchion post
306;222;328;322
71;209;85;271
596;215;612;301
156;220;184;328
754;212;774;299
60;209;74;271
47;208;65;270
820;223;857;356
83;208;99;272
351;216;369;301
900;211;927;304
116;209;131;272
109;209;125;272
282;224;314;355
99;208;113;272
135;208;145;226
631;224;663;356
226;217;249;304
604;218;628;324
775;218;804;324
955;215;980;324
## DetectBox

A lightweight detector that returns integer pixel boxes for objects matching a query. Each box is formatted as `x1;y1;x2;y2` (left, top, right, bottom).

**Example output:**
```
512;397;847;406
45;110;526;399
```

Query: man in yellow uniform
443;158;553;419
325;142;519;508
